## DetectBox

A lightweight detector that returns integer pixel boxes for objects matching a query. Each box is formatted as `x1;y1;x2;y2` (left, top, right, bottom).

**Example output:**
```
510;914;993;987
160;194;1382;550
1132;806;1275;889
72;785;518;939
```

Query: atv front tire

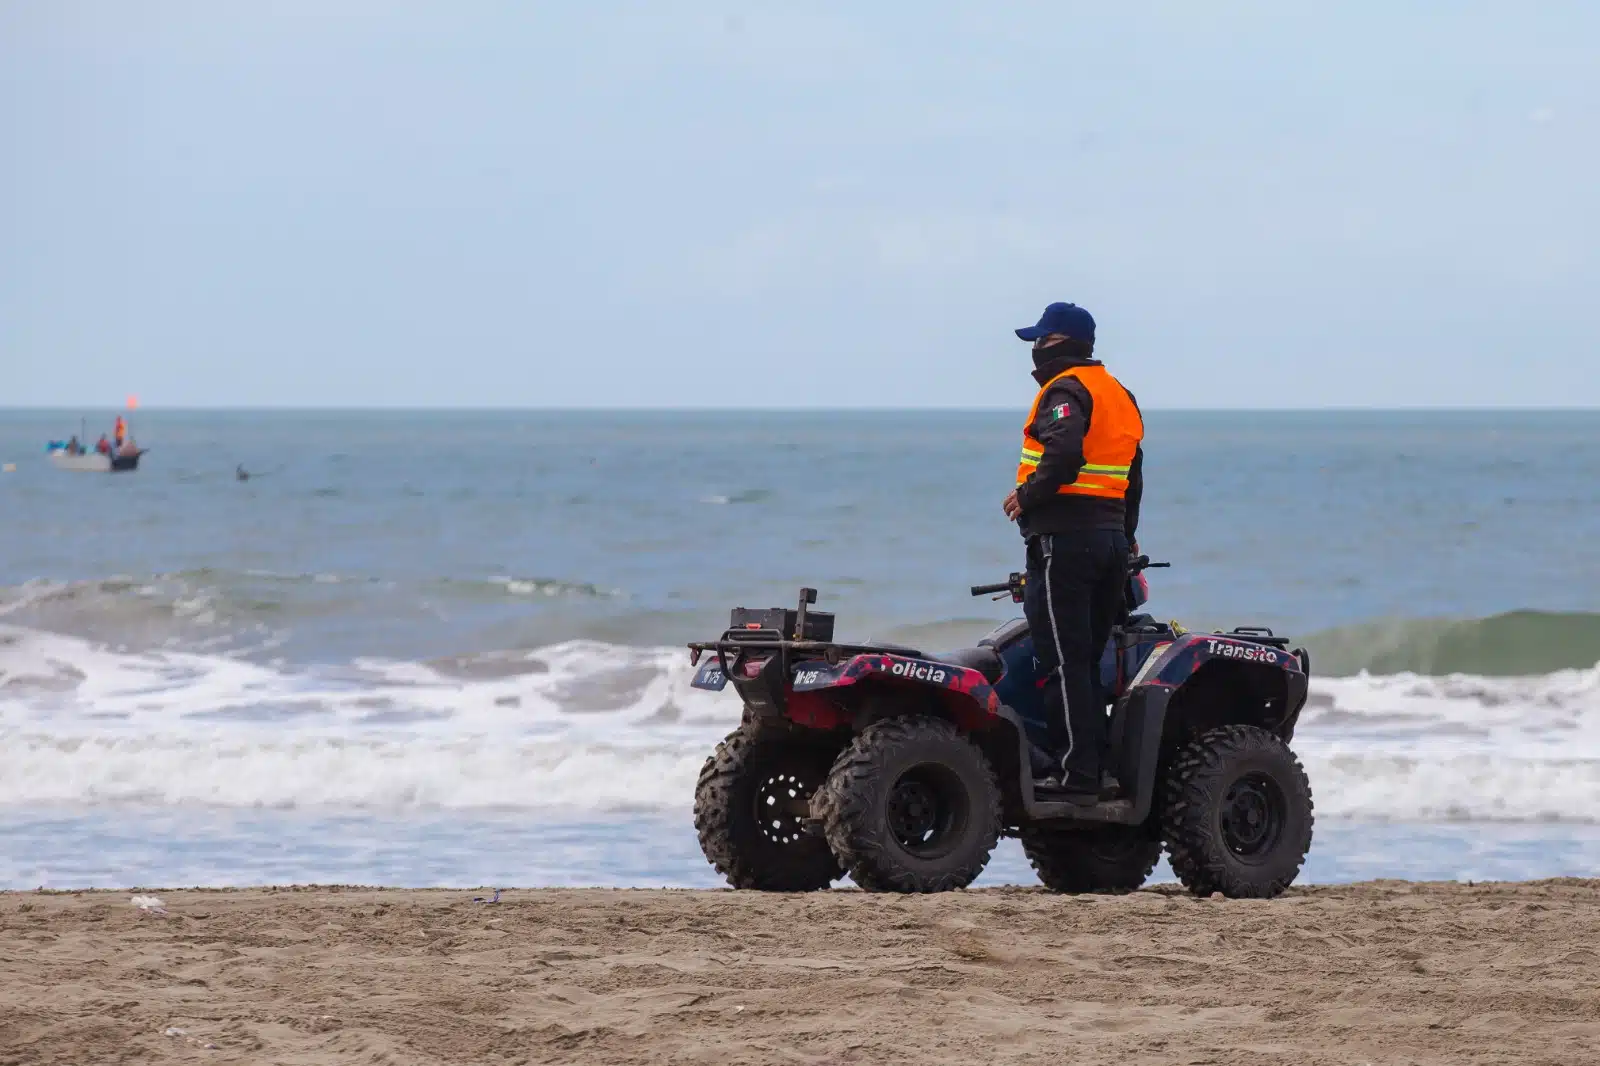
1021;825;1162;894
694;721;843;891
818;715;1001;893
1162;724;1314;899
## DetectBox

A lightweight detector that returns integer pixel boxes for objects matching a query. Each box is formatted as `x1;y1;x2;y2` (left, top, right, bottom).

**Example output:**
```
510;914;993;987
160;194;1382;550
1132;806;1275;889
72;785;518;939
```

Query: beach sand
3;881;1598;1065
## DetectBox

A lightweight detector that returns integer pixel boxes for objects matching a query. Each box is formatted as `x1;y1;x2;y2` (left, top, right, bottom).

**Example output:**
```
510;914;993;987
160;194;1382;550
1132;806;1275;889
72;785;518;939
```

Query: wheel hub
884;765;970;860
755;770;815;846
888;779;940;844
1220;772;1285;861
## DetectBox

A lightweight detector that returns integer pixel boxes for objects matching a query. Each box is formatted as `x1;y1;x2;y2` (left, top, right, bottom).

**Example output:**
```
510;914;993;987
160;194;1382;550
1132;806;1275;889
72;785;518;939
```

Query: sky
2;2;1596;408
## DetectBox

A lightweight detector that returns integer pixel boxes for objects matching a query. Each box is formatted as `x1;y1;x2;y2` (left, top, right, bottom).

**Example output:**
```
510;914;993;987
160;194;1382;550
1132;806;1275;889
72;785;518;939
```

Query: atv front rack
1213;626;1292;649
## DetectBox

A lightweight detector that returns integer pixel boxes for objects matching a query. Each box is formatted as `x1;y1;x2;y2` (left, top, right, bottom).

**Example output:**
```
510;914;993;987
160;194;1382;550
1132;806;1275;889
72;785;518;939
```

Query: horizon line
4;404;1599;414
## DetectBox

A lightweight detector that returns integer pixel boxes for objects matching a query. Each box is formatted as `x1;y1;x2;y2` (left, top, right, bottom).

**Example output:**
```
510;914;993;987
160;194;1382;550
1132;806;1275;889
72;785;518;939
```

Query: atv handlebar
971;573;1026;602
971;556;1170;600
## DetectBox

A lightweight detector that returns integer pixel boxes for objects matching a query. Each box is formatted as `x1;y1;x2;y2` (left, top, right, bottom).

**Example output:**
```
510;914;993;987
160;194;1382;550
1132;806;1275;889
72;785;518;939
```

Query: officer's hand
1003;489;1022;521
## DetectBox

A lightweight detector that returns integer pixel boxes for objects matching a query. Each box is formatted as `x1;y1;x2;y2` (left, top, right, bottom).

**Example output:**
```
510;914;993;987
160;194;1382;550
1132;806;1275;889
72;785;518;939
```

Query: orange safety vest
1017;365;1143;499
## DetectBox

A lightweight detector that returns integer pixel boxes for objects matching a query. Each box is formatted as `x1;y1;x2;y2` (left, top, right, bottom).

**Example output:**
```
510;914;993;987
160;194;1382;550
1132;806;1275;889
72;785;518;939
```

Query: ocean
2;408;1598;890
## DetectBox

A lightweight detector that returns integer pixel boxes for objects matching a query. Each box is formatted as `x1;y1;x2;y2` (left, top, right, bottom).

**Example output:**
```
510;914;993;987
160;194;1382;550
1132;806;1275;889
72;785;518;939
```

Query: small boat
47;412;146;473
48;449;145;473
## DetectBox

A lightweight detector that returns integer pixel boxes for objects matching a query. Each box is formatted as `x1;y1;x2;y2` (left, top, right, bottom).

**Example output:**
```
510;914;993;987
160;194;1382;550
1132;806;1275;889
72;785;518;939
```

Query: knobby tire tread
1020;826;1162;894
693;721;841;892
1161;723;1314;899
818;715;1001;894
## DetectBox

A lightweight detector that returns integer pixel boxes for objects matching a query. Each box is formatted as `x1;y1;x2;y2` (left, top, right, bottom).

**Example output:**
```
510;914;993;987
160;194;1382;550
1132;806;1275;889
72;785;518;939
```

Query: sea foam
4;624;1599;822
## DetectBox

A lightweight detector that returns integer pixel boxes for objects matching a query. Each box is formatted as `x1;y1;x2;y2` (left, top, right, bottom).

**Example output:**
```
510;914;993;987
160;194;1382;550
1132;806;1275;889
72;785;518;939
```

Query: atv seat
859;640;924;657
935;645;1004;684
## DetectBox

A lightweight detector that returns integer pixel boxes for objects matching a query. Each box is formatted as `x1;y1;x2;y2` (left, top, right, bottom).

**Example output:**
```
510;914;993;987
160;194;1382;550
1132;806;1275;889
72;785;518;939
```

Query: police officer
1002;302;1145;803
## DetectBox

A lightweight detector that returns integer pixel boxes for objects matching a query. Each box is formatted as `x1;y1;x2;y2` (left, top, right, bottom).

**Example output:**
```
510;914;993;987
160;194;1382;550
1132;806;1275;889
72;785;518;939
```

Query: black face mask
1032;339;1092;369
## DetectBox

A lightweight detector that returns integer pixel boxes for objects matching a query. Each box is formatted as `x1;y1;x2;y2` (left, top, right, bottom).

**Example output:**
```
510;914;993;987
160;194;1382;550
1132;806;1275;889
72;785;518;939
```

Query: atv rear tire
694;721;843;891
1021;825;1162;894
1161;724;1313;899
818;715;1000;893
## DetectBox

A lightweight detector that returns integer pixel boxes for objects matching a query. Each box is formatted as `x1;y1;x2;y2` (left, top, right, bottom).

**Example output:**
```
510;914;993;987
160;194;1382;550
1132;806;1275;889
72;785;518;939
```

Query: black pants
1023;529;1129;785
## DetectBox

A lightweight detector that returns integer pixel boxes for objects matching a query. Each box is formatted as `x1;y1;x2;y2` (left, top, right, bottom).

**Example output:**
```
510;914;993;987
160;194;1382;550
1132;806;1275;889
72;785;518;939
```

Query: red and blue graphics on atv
1139;633;1303;680
690;620;1171;721
691;623;1306;744
789;653;1003;730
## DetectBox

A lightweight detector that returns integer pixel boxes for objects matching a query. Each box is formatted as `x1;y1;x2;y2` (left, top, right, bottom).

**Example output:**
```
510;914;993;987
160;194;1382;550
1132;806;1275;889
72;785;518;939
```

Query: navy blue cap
1015;302;1095;343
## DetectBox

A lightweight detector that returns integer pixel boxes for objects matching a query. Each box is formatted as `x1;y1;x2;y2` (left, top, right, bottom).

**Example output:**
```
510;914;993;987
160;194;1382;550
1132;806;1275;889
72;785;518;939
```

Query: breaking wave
3;623;1600;823
1301;667;1600;821
0;571;624;656
0;624;735;812
1302;610;1600;677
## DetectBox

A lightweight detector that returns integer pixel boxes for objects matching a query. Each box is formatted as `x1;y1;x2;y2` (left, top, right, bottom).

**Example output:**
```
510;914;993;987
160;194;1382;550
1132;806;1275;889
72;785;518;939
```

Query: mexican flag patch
1050;403;1070;420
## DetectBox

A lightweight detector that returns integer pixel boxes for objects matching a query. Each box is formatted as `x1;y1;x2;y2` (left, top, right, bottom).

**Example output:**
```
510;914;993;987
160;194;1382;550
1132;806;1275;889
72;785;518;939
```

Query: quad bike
689;558;1314;898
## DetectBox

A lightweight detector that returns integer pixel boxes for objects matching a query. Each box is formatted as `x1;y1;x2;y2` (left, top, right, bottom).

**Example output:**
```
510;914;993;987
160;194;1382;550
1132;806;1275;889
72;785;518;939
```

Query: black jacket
1016;352;1144;540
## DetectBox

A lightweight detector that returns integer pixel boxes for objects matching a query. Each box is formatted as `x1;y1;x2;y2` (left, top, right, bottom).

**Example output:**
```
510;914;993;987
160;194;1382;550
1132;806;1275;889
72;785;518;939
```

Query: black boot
1055;769;1101;805
1027;741;1058;779
1036;758;1099;806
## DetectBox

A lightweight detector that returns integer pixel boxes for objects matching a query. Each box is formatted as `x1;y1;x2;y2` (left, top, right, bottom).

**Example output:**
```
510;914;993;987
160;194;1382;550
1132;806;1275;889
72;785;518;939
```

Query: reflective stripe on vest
1017;364;1143;500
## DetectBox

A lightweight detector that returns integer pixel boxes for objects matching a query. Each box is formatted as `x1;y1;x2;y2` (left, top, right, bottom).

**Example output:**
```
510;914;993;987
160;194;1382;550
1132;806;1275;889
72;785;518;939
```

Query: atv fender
1136;633;1309;737
1008;634;1309;827
792;653;1001;732
1147;633;1303;686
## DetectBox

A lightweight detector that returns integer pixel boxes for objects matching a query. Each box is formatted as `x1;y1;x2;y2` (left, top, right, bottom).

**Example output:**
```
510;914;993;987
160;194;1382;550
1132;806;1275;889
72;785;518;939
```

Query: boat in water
46;413;145;473
47;448;144;473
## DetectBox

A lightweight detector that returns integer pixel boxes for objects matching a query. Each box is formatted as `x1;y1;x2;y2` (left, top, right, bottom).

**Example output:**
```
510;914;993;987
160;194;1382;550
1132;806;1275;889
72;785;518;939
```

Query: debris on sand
163;1027;218;1050
130;895;167;915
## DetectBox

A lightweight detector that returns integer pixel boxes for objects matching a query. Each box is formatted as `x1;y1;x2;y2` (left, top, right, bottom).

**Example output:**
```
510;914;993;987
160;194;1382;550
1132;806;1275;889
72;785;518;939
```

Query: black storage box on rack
728;606;835;641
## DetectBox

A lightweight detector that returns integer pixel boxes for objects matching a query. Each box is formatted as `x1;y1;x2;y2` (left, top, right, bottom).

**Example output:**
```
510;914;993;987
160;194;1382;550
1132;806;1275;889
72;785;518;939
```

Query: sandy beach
2;881;1598;1065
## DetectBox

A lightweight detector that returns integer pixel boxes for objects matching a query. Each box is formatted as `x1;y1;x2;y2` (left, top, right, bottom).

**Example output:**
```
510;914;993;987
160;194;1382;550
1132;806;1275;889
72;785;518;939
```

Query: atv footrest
1028;796;1138;824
